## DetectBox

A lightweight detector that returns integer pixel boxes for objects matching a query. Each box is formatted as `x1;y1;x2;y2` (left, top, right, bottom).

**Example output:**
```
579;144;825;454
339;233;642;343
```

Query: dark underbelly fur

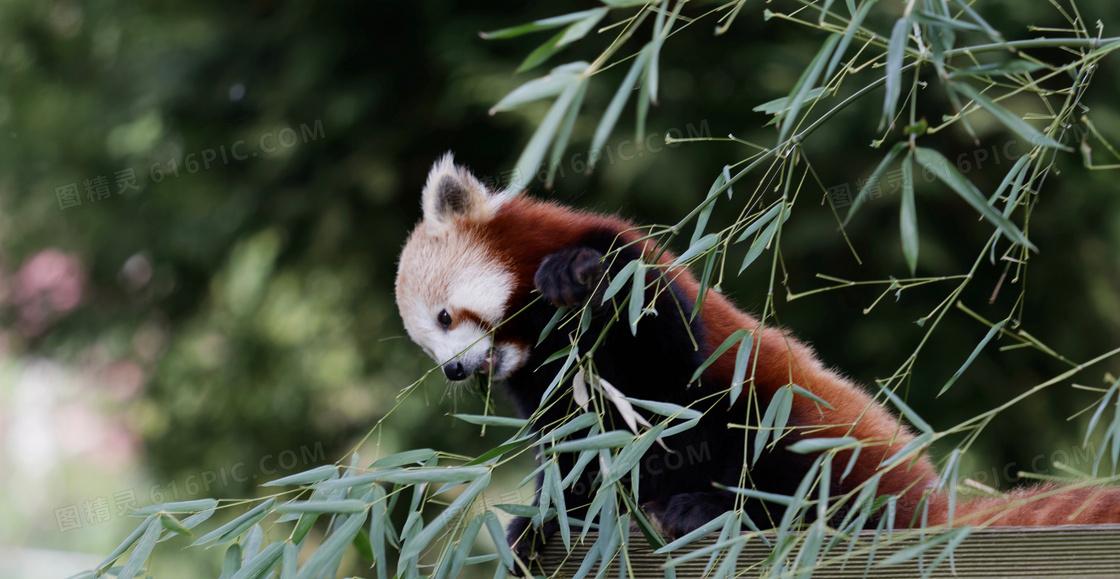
500;234;825;566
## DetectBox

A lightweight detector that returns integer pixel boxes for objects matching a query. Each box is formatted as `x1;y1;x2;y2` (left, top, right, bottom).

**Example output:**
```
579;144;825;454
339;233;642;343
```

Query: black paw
534;247;605;308
642;501;681;540
644;492;735;539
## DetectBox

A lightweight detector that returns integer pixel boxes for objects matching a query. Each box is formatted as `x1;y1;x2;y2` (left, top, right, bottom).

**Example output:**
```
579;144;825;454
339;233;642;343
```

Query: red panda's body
395;155;1120;564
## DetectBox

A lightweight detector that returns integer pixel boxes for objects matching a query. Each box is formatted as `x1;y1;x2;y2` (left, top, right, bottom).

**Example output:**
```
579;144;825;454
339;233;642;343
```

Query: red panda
395;153;1120;562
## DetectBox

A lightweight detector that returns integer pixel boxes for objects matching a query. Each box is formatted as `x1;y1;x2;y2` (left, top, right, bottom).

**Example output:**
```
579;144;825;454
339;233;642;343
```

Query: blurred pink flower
12;249;85;337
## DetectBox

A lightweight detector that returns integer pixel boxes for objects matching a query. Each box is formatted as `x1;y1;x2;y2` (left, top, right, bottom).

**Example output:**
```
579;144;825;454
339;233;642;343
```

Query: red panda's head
395;153;529;383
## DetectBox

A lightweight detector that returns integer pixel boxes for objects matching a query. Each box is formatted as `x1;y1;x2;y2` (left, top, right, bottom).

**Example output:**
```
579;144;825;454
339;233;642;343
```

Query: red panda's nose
443;361;468;381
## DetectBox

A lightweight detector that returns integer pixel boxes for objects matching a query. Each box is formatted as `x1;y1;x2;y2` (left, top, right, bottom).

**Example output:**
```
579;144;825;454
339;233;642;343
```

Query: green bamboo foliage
75;2;1120;578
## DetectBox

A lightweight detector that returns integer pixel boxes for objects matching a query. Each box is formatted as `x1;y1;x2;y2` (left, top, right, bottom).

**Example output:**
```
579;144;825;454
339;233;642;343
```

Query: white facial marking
396;223;526;380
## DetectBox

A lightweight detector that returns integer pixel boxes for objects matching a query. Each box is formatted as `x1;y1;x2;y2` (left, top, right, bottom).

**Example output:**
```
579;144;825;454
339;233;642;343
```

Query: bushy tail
953;484;1120;526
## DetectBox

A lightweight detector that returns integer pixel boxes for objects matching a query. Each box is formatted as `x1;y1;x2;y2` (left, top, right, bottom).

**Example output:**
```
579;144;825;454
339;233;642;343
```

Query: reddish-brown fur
474;194;1120;528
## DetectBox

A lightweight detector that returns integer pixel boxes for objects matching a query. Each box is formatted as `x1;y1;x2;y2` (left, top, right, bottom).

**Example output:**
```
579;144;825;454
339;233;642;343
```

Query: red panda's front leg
534;246;606;309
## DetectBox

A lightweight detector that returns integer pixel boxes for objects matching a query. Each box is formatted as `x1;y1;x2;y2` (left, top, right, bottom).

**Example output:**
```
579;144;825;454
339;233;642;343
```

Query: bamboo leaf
602;259;640;304
825;0;878;80
841;444;862;481
537;412;599;445
159;508;215;543
927;524;973;575
481;9;608;39
654;511;734;553
939;320;1005;396
635;50;651;147
537;305;568;345
952;0;1002;42
881;432;934;467
729;331;754;406
242;524;263;562
280;542;298;579
546;430;633;454
950;60;1046;78
900;152;918;274
511;78;585;190
292;513;318;545
541;344;574;366
673;233;719;266
367;486;388;579
877;382;934;434
629;262;646;335
594;372;654;434
754;386;793;466
940;448;962;527
912;10;983;32
131;498;218;517
778;34;840;146
717;483;795;507
219;544;243;579
545;461;570;550
465;438;531;466
753;87;827;116
117;518;162;579
297;511;369;579
445;514;485;579
232;542;284;579
484;511;515;570
787;436;859;454
453;414;529;428
601;423;667;486
733;202;784;244
497;501;553;519
953;82;1067;150
791;383;834;410
400;472;491;565
1085;379;1120;446
845;142;906;225
647;0;684;105
96;517;151;571
489;62;585;114
376;466;490;484
689;329;750;383
991;155;1032;208
661;415;701;437
693;169;728;244
590;49;651;169
625;397;702;420
572;364;590;409
557;8;609;46
540;344;579;405
881;18;910;131
876;527;971;567
158;513;193;538
262;465;339;487
193;499;277;547
370;449;437;469
275;500;369;514
560;444;598;488
738;204;789;274
914;147;1037;251
515;28;568;73
546;78;588;187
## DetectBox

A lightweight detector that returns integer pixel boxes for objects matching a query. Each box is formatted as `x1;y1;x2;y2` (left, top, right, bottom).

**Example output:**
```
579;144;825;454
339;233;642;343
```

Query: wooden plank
537;524;1120;578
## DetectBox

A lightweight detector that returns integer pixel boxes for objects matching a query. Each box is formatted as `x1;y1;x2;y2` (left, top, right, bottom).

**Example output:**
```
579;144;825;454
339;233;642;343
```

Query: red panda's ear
421;152;504;231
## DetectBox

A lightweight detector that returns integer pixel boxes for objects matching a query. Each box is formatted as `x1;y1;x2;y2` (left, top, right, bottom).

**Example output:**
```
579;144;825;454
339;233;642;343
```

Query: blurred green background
4;0;1120;576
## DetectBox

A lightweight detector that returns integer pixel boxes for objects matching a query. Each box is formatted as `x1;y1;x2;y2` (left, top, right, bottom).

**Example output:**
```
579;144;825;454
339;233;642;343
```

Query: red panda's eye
438;309;452;328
